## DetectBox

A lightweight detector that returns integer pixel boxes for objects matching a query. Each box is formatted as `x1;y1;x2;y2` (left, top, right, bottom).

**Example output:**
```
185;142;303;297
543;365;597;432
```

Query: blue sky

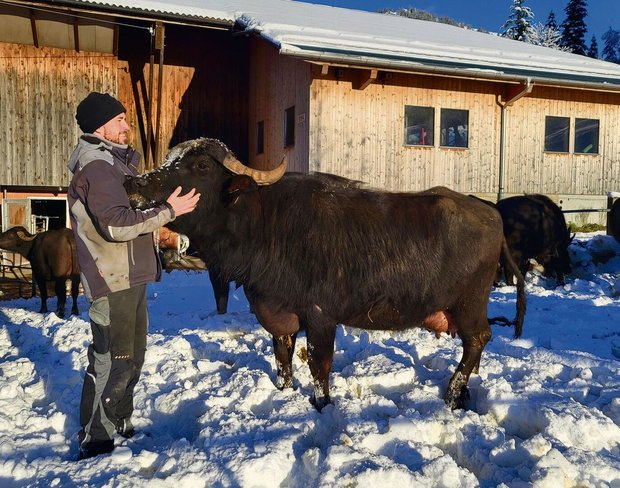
294;1;618;47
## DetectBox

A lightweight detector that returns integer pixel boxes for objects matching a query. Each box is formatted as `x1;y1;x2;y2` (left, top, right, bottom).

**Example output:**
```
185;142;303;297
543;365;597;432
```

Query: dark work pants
78;285;148;448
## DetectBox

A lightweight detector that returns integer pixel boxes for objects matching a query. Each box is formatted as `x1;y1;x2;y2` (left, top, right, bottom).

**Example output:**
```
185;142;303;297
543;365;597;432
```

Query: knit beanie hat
76;92;126;133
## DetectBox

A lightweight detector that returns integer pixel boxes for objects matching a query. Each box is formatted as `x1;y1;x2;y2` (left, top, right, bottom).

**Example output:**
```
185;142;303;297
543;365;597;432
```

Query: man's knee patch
89;297;110;326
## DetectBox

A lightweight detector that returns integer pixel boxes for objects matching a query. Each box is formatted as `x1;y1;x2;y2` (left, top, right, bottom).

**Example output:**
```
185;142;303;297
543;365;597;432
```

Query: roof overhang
277;42;620;94
3;0;235;29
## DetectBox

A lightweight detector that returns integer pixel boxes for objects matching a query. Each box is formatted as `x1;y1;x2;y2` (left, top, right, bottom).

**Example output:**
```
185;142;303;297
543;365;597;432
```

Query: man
67;92;200;460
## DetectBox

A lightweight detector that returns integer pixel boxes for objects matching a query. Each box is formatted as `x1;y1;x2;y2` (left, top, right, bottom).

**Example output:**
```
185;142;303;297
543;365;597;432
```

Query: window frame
439;108;469;149
284;106;295;148
403;105;435;147
574;117;599;155
544;115;570;153
256;120;264;155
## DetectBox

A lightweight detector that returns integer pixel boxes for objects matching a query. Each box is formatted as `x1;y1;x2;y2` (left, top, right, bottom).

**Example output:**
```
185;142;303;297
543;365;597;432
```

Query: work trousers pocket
89;296;111;354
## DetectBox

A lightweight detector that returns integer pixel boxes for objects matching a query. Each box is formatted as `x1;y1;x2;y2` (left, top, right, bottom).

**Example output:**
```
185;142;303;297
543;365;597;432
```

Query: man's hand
166;187;200;217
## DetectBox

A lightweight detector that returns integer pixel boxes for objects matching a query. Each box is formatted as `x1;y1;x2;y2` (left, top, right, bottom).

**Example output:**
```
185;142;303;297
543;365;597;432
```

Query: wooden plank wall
248;39;311;172
117;25;250;171
504;86;620;195
0;43;117;186
308;68;500;193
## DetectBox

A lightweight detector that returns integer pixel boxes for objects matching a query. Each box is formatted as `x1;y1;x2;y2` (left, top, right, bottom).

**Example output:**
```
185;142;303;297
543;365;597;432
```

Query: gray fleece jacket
67;135;174;301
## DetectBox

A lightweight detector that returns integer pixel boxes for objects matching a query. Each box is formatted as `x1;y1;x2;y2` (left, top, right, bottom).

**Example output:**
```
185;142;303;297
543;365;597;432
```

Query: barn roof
56;0;620;91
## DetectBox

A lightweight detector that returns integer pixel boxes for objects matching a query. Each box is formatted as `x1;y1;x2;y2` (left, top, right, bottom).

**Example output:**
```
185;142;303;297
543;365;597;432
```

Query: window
284;106;295;147
544;116;570;152
404;106;434;146
440;109;468;148
256;120;264;155
575;118;599;154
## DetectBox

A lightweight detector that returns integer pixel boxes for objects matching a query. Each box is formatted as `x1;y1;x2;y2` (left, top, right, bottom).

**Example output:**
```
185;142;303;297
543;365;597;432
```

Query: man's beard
104;129;128;145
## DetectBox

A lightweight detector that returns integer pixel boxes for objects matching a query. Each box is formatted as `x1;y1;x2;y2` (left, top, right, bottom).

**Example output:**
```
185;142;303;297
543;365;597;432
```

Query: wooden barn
2;0;620;231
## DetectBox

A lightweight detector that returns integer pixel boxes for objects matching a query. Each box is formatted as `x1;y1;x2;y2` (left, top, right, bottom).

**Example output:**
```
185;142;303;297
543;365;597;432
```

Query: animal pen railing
0;250;34;300
560;192;619;232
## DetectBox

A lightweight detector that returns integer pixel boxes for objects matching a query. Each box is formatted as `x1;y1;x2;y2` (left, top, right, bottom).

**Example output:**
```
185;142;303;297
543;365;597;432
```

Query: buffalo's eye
195;160;209;172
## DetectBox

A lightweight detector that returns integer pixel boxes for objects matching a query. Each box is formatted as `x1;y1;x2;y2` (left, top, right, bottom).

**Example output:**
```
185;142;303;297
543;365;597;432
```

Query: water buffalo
496;194;572;284
126;138;526;410
608;198;620;244
0;226;80;318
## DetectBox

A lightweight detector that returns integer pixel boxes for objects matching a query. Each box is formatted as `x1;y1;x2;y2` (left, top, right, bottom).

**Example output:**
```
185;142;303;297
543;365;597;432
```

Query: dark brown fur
497;194;572;284
127;138;526;410
608;198;620;243
0;226;80;318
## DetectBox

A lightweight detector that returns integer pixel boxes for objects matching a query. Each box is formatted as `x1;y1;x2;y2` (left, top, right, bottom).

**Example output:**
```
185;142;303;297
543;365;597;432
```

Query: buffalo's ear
223;175;258;204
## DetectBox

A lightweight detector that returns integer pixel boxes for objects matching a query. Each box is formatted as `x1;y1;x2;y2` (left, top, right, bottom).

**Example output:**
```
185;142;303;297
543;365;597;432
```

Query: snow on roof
67;0;620;89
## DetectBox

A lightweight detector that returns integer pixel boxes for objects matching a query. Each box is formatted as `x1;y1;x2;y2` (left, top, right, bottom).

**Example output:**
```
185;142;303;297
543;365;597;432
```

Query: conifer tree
545;10;558;31
502;0;536;41
602;28;619;63
586;36;598;58
560;0;588;55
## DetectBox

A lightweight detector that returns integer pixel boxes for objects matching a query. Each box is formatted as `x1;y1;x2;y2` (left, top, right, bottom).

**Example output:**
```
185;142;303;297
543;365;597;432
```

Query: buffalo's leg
250;299;301;390
54;279;67;318
209;266;229;314
305;321;337;411
35;275;48;314
444;323;491;410
272;333;298;389
70;276;80;315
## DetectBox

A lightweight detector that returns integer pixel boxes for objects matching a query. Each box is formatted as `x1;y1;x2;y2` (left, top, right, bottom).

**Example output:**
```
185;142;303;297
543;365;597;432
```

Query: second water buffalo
0;226;80;317
496;194;572;284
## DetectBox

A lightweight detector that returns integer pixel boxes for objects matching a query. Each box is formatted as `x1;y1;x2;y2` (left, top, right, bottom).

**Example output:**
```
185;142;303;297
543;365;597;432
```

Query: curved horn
222;154;287;185
16;231;36;241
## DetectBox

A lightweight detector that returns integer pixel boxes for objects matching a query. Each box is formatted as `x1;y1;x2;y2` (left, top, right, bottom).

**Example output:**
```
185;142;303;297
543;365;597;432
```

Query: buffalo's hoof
71;308;79;316
275;376;293;390
444;385;470;410
310;394;331;412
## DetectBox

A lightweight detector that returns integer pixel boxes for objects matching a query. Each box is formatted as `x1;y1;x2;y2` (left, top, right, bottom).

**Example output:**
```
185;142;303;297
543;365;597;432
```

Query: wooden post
154;22;165;167
145;26;155;169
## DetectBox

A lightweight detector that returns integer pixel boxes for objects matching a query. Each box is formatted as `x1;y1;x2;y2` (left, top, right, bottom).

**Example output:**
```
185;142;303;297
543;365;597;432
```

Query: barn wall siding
248;39;311;173
504;87;620;195
308;69;501;193
308;70;620;198
0;42;117;187
2;34;620;202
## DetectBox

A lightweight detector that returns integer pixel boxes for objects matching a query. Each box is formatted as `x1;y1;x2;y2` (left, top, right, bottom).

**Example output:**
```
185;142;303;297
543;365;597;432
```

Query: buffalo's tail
67;232;80;275
489;239;526;338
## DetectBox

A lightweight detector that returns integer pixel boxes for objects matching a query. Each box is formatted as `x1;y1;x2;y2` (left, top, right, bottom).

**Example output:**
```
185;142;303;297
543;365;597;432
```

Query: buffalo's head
0;226;36;257
125;138;286;235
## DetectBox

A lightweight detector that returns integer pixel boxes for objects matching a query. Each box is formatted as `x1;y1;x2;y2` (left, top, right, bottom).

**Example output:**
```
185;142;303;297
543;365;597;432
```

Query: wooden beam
320;63;329;76
154;22;165;165
29;9;39;48
354;68;378;90
113;23;119;56
73;17;80;52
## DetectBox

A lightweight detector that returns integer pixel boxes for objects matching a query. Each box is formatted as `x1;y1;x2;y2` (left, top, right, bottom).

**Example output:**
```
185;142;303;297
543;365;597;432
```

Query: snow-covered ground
1;233;619;487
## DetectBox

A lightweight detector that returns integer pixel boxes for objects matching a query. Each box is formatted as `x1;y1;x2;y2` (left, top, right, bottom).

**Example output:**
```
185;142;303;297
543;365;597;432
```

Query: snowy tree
587;36;598;58
501;0;536;41
526;22;569;50
602;28;619;63
379;7;477;31
560;0;588;55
